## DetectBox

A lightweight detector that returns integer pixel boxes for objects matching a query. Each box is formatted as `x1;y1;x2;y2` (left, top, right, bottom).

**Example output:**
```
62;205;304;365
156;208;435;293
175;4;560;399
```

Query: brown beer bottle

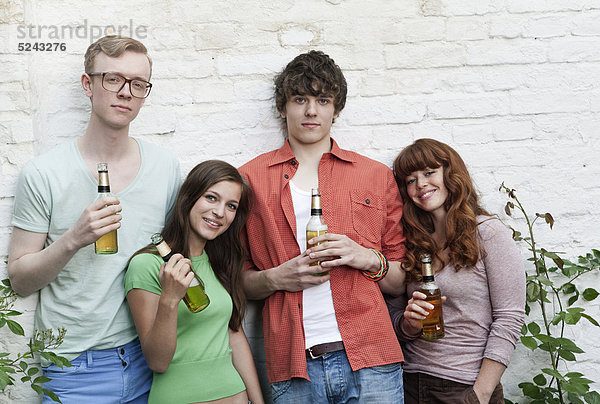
94;163;118;254
420;253;445;340
151;233;210;313
306;188;328;275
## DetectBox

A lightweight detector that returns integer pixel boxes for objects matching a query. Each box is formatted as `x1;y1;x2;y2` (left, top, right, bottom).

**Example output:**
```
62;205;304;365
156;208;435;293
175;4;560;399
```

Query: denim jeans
271;350;404;404
42;339;152;404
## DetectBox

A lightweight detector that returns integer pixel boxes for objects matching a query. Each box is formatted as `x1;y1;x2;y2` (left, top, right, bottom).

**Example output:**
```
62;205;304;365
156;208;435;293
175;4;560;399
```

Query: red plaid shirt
239;139;405;383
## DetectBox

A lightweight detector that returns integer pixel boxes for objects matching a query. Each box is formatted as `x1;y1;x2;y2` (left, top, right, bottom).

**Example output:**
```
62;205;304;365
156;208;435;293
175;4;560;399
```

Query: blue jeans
271;350;404;404
42;339;152;404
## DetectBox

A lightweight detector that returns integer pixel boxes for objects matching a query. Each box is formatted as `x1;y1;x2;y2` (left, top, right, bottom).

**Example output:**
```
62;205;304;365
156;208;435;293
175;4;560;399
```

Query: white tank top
289;180;343;348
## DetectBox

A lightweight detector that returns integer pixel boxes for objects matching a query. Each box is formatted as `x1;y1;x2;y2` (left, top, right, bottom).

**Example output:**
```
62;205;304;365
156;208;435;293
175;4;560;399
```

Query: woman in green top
124;160;263;404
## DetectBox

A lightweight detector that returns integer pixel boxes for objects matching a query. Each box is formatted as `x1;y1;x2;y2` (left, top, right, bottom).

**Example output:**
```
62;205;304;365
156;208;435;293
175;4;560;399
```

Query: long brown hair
129;160;252;330
393;138;490;280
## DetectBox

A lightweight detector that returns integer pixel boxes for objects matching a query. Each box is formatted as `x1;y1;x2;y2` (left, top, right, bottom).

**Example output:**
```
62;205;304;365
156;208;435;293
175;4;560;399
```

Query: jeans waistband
70;339;141;366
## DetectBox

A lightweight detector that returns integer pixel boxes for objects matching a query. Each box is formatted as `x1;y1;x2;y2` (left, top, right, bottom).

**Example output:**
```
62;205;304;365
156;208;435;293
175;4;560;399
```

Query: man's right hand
64;196;122;250
7;196;123;296
271;250;332;292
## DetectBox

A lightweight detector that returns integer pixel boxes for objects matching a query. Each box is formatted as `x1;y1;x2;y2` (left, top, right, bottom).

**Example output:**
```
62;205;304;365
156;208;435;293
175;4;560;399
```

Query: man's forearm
242;268;277;300
376;261;405;295
8;228;80;296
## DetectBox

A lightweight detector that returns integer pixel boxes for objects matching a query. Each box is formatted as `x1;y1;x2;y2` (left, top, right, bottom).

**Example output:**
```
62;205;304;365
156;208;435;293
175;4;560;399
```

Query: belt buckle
307;347;324;360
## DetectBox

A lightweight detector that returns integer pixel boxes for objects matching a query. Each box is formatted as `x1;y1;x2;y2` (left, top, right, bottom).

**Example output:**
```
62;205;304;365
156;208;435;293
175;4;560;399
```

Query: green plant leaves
528;321;541;335
521;336;538;351
520;381;542;398
558;349;576;361
0;279;69;402
582;288;599;301
500;184;600;403
40;352;72;369
584;390;600;404
43;388;61;403
6;319;24;336
533;374;547;386
581;314;600;327
527;282;541;301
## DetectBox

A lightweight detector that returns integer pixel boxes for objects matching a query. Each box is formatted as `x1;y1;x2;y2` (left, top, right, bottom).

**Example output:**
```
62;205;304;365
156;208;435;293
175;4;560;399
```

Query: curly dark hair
274;50;347;117
393;139;491;281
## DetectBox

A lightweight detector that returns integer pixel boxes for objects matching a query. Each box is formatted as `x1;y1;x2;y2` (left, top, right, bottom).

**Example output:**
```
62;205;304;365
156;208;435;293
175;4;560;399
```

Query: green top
124;252;245;403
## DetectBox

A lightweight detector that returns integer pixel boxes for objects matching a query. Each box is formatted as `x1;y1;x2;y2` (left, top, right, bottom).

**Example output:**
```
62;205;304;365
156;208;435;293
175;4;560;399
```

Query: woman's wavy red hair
393;138;490;280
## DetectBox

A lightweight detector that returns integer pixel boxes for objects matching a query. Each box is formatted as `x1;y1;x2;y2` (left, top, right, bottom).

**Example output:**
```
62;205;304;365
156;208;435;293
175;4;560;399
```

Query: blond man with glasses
7;36;181;403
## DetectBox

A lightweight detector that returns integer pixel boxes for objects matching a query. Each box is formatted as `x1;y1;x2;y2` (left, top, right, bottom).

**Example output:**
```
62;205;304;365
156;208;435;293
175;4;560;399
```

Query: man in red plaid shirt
240;50;406;403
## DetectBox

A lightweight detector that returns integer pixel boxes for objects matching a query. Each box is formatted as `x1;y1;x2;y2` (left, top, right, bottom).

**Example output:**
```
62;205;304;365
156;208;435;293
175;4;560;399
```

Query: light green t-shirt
124;252;245;403
11;138;181;366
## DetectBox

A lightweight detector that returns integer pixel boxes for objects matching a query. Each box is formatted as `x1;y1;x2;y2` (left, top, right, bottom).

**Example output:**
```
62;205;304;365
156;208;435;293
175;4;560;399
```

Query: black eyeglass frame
88;72;153;99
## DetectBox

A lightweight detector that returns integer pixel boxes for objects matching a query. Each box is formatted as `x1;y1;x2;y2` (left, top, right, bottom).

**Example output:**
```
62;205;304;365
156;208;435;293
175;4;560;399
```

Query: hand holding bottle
307;233;378;271
151;233;210;312
403;290;447;337
270;251;332;292
158;253;195;306
63;196;122;250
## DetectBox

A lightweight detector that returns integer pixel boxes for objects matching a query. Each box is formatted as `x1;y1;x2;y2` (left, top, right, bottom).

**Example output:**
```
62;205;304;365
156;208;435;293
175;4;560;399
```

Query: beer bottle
94;163;118;254
151;233;210;313
306;188;328;275
419;253;444;340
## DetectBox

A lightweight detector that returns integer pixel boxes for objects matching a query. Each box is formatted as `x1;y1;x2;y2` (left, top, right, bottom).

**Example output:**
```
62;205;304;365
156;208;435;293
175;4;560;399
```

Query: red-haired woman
389;138;525;404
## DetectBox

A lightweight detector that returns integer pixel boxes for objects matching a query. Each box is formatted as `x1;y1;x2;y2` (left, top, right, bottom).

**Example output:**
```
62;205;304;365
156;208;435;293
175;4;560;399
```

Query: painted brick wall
1;0;599;402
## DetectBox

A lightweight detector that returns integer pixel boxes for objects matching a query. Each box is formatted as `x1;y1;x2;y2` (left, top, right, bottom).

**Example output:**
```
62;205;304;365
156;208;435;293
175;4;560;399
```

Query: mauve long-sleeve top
387;217;526;384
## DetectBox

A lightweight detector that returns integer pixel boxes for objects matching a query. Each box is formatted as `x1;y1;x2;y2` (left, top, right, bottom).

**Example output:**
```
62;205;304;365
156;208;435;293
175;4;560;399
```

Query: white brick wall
1;0;599;402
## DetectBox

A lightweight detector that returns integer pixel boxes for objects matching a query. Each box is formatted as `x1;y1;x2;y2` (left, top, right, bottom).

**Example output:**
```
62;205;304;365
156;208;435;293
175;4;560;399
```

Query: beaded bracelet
361;249;389;282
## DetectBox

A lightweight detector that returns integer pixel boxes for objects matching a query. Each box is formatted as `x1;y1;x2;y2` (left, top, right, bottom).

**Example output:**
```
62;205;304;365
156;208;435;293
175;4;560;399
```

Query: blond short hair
84;35;152;78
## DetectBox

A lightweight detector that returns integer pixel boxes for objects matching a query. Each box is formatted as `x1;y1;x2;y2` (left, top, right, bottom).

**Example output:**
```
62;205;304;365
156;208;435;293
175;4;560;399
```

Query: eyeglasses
88;72;152;99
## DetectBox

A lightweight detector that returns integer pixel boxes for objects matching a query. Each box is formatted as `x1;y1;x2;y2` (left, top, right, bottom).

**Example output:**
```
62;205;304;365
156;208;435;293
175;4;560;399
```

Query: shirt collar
268;138;356;167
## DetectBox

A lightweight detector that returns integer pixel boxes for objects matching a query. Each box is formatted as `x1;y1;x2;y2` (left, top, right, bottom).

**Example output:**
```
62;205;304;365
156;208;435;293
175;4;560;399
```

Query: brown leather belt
306;341;344;360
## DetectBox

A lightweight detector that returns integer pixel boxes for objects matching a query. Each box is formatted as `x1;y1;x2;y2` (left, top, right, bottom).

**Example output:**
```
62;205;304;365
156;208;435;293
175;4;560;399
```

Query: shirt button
291;160;297;165
120;348;125;355
284;174;289;179
121;360;127;367
365;199;370;204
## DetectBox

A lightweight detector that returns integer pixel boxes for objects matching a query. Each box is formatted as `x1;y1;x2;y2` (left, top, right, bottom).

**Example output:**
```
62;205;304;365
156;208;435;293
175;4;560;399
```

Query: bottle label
189;277;200;287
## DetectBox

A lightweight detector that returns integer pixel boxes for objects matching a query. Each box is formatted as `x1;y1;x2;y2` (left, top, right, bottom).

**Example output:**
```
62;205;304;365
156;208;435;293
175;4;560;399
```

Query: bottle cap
151;233;164;245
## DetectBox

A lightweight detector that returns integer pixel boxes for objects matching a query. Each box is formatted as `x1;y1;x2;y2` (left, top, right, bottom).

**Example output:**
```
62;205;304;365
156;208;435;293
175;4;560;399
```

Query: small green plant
500;184;600;404
0;279;71;403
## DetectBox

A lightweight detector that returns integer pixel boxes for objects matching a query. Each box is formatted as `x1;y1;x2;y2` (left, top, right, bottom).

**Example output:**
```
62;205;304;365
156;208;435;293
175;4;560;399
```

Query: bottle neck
155;241;173;262
422;262;434;277
310;208;323;216
98;171;111;193
422;275;435;282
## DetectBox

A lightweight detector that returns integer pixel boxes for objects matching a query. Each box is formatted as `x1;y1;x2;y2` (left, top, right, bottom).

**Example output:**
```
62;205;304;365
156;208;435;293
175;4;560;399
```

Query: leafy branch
500;184;600;404
0;279;71;403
